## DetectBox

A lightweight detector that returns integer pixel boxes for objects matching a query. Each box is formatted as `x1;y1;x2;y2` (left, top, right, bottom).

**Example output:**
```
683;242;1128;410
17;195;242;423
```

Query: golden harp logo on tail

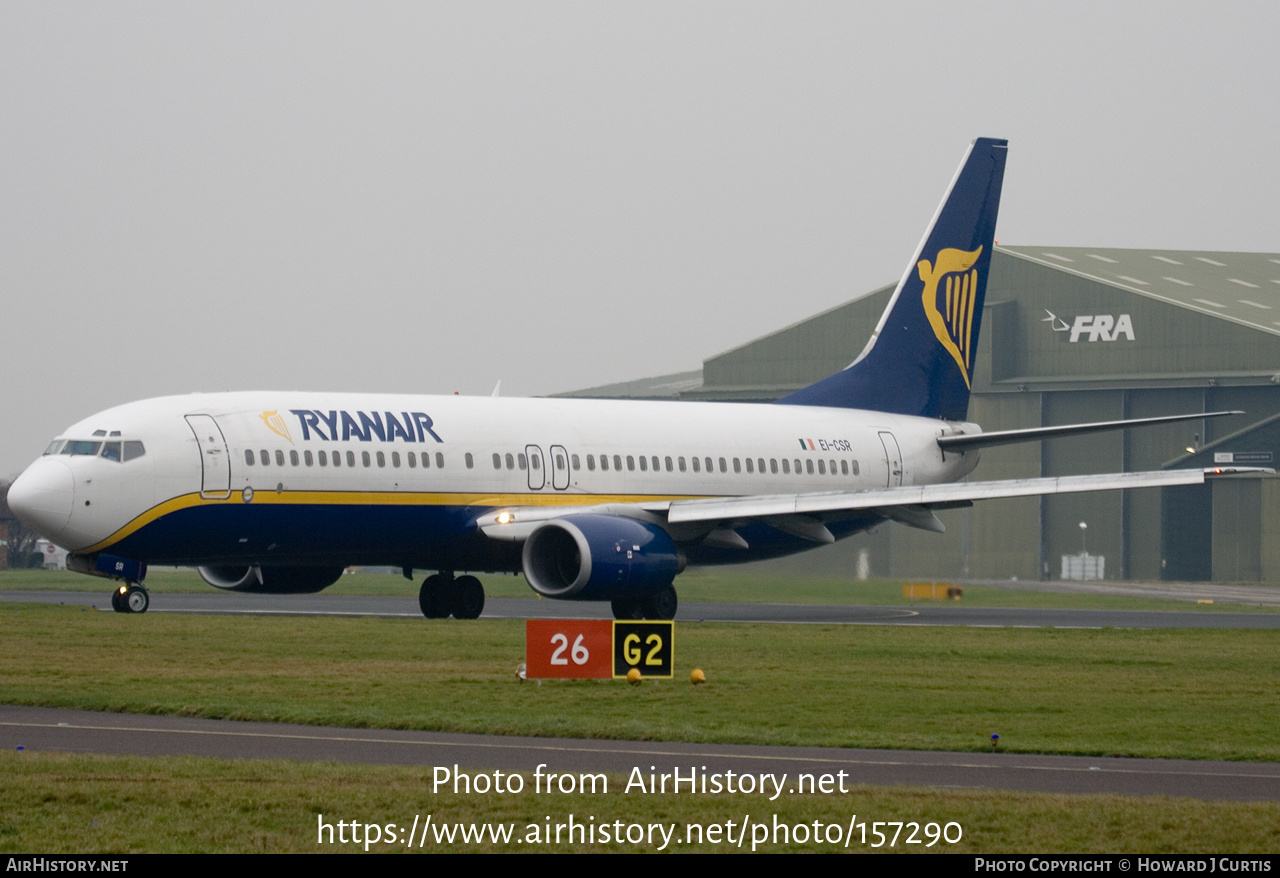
918;245;983;389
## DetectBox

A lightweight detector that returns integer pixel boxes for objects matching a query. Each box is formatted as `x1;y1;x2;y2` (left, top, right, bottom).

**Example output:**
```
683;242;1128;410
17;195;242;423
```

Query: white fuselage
12;391;979;570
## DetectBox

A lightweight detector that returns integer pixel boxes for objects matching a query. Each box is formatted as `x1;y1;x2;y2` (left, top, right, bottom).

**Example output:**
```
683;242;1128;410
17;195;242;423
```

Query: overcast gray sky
3;1;1278;477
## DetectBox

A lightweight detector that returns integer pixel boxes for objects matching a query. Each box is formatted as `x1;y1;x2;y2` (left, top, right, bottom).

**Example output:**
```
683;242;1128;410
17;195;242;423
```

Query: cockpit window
45;438;143;461
64;441;102;456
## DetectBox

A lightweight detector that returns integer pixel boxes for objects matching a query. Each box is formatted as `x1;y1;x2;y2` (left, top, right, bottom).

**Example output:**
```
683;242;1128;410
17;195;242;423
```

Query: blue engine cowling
522;515;680;601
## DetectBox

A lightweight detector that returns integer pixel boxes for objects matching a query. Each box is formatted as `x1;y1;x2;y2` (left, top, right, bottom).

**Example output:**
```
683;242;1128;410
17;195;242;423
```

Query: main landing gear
418;572;485;620
109;581;149;614
610;583;678;621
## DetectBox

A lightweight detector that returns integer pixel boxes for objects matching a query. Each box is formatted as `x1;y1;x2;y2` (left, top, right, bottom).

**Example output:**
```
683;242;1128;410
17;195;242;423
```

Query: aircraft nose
7;458;74;540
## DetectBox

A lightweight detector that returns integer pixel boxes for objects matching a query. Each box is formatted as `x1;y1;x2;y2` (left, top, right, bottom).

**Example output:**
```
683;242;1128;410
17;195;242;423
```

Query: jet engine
522;514;681;601
197;564;345;594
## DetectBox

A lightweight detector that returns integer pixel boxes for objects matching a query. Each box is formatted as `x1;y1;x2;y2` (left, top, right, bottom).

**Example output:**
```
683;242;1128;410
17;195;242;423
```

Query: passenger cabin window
245;450;255;466
275;450;285;467
376;451;385;468
331;451;341;467
319;451;328;466
346;451;356;467
465;453;474;469
260;450;270;466
407;452;416;468
290;450;299;466
306;451;314;466
435;452;444;468
362;451;371;467
638;456;647;472
493;453;502;470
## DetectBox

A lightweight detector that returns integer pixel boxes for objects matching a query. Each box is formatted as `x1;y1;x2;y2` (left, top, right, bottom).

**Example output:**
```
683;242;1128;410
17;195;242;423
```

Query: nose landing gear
109;582;149;614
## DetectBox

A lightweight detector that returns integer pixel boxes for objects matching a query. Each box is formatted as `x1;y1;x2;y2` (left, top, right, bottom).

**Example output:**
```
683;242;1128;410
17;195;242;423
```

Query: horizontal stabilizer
937;411;1242;452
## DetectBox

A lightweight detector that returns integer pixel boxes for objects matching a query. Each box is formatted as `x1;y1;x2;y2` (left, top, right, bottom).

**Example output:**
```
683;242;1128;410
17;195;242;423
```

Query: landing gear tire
453;576;485;620
419;574;450;618
110;588;127;613
124;584;149;614
643;584;678;620
610;597;645;620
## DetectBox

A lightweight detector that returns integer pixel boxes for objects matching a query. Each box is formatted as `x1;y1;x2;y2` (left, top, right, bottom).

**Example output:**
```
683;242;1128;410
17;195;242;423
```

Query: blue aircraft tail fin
776;137;1007;421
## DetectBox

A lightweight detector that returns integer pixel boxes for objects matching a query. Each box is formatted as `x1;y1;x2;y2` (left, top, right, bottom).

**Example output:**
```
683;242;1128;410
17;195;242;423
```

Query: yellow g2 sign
613;621;673;679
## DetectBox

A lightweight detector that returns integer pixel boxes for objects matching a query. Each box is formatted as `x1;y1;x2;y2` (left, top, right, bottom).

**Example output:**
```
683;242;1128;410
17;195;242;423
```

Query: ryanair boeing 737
7;138;1245;619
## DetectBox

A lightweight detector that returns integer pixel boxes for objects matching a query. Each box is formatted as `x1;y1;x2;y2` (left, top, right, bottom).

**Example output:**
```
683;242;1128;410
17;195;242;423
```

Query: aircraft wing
477;466;1268;542
662;467;1250;523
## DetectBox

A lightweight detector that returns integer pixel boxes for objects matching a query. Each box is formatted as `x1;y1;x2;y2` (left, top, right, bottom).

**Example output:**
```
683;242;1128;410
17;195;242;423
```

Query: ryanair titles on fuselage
287;410;443;444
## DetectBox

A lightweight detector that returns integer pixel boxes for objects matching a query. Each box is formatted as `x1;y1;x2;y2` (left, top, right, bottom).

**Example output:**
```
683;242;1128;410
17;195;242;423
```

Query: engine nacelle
522;514;680;601
197;565;345;594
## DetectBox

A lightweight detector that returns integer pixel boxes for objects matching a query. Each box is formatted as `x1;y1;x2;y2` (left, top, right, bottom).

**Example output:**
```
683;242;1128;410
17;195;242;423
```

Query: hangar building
562;247;1280;582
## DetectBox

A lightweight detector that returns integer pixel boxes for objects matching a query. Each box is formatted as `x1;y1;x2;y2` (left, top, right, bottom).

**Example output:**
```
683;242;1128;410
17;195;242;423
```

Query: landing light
497;511;512;524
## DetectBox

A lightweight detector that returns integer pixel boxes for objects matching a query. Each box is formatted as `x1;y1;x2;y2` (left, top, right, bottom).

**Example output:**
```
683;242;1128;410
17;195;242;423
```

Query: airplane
7;137;1251;620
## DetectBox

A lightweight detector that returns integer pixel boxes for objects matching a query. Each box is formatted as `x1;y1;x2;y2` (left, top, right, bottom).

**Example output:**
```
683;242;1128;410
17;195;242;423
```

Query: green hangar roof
559;247;1280;401
997;247;1280;337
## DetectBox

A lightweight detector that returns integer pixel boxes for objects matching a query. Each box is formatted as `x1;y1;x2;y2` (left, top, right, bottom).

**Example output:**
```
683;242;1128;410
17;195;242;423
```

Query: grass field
4;602;1278;760
5;751;1280;853
4;577;1280;853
